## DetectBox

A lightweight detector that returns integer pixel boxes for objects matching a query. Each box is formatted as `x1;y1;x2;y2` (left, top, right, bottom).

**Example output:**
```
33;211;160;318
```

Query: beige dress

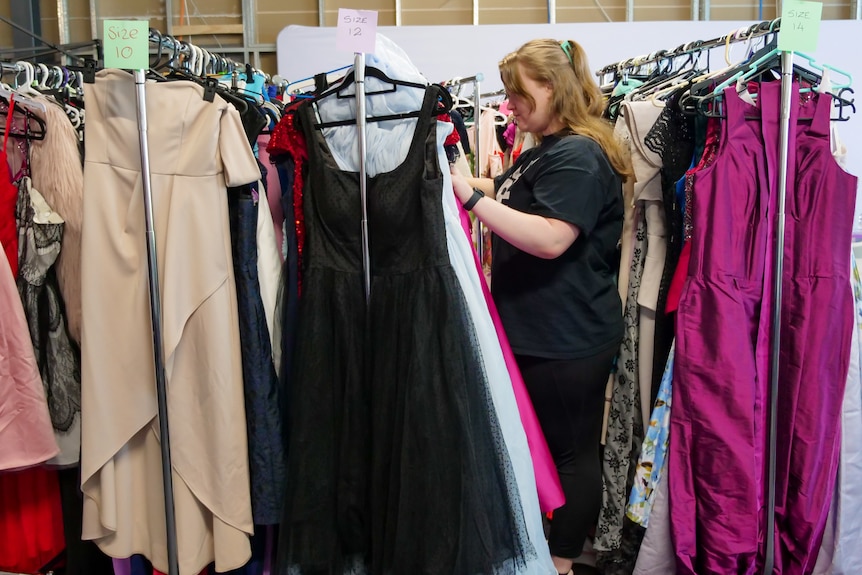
80;69;260;575
622;100;667;432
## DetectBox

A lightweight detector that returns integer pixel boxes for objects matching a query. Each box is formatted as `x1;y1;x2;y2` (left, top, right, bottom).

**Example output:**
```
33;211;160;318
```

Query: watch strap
463;188;485;211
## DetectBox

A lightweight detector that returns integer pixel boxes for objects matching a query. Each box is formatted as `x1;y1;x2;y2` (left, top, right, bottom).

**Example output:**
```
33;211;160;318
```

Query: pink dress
0;236;59;471
457;203;565;513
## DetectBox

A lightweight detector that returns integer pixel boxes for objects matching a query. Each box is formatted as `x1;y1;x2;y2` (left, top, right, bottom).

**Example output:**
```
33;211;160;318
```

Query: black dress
277;85;530;575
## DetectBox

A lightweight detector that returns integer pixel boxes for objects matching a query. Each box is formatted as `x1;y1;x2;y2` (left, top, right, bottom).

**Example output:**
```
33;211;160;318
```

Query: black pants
516;346;617;559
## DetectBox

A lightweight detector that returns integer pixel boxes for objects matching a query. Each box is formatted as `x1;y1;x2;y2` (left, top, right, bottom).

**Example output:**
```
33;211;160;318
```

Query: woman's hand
450;168;476;206
450;166;581;259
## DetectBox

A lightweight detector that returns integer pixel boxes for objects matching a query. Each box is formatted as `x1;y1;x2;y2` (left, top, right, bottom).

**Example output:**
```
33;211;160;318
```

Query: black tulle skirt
277;261;532;575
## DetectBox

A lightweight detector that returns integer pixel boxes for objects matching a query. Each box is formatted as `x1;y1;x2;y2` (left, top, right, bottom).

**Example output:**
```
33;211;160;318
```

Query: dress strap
2;93;15;153
808;88;832;138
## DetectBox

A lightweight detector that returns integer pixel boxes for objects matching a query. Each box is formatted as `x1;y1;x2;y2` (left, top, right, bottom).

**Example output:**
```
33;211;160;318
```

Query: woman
451;38;632;575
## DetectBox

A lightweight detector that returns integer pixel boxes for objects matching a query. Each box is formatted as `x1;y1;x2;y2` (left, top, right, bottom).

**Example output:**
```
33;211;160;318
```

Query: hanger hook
203;49;212;75
195;46;205;77
168;35;180;69
14;61;32;88
180;41;191;72
51;65;63;89
150;28;164;69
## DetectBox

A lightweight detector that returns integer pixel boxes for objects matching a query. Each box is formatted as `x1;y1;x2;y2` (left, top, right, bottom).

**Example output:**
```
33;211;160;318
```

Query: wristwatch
463;188;485;211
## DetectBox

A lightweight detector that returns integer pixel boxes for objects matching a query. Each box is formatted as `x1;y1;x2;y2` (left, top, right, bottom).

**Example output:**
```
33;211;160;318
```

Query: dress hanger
311;81;449;130
0;95;47;140
316;64;428;101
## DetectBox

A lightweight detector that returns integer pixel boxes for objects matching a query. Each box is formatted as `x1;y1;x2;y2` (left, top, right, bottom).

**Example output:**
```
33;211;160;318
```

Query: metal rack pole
764;48;793;575
473;75;484;264
355;52;371;302
133;69;180;575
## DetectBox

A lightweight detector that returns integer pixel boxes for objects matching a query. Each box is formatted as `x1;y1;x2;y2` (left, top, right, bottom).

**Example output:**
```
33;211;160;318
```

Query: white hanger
202;49;212;75
1;61;47;115
194;46;205;77
36;63;51;90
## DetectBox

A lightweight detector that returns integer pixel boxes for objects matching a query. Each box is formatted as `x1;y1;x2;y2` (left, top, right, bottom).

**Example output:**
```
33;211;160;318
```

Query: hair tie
560;40;575;65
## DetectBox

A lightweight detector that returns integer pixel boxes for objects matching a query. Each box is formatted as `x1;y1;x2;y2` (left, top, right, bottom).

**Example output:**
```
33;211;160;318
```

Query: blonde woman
451;38;632;575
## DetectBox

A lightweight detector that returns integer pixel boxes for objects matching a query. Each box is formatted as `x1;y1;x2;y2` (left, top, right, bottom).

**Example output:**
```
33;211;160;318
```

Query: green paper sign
778;0;823;53
103;20;149;70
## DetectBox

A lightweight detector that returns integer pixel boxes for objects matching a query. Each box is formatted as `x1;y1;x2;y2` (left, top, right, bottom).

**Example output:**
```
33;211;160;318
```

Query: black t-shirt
491;133;624;359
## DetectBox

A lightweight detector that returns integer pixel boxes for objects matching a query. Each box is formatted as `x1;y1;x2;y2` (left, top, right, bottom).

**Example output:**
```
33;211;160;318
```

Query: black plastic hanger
312;82;450;130
0;99;47;141
316;65;428;100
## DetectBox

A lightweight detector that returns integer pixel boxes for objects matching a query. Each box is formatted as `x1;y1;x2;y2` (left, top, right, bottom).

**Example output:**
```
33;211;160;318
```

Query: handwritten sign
336;9;378;54
104;20;149;70
778;0;823;53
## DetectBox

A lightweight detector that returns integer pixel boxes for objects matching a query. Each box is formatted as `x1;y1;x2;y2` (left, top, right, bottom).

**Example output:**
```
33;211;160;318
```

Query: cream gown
80;69;261;575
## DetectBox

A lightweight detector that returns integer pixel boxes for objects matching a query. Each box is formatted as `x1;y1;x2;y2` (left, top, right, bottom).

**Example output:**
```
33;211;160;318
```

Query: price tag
103;20;150;69
778;0;823;53
336;9;378;54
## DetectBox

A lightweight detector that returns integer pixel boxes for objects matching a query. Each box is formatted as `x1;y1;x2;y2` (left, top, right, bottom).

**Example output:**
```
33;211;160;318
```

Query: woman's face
506;63;563;136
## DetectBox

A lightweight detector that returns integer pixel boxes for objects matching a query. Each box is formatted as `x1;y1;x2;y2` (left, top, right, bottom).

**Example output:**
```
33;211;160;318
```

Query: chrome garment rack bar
0;61;24;74
133;67;180;575
764;49;794;575
446;73;485;261
594;18;782;78
355;52;371;302
480;88;506;100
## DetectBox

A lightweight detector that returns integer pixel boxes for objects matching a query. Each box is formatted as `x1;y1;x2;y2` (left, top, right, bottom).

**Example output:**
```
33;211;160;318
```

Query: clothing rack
148;29;265;79
480;88;507;100
766;50;793;575
445;74;485;260
594;21;806;574
0;61;23;75
594;18;782;79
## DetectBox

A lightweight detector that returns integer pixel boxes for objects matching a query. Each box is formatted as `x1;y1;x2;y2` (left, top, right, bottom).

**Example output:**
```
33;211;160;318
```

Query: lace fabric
15;176;82;437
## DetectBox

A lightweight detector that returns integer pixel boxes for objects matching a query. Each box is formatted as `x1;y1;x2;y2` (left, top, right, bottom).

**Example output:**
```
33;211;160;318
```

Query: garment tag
336;9;378;54
778;0;823;53
103;20;150;69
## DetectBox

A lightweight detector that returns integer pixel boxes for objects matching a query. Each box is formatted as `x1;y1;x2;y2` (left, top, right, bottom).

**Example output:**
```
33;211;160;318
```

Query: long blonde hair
500;39;632;181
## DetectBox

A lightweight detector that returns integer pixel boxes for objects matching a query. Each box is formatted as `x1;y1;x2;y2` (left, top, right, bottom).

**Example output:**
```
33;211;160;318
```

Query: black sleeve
494;172;507;192
529;140;606;235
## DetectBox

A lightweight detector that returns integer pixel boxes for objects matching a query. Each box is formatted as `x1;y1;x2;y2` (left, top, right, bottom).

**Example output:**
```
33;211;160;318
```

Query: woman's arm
465;176;496;196
451;171;579;260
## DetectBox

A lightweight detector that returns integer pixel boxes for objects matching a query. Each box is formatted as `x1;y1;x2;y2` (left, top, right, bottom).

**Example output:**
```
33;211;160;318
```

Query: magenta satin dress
670;80;856;575
456;203;565;514
670;83;778;575
773;83;856;575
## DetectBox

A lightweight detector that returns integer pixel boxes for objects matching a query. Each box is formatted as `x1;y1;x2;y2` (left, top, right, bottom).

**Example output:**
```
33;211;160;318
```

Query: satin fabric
669;84;777;575
455;184;565;514
773;86;856;575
